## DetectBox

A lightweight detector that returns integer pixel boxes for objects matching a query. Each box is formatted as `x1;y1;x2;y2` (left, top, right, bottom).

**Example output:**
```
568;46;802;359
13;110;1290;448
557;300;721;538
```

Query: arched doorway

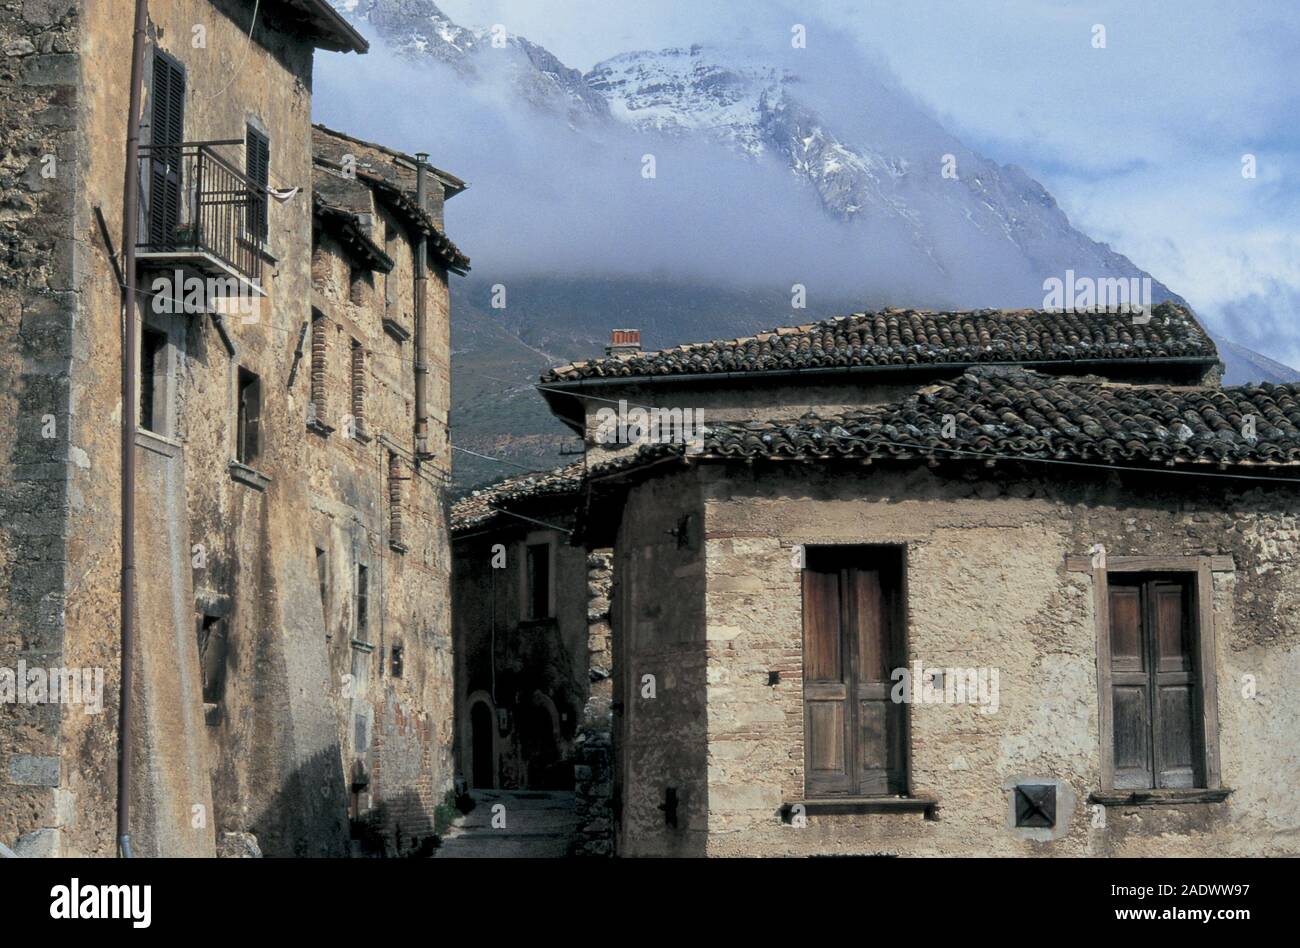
469;700;496;789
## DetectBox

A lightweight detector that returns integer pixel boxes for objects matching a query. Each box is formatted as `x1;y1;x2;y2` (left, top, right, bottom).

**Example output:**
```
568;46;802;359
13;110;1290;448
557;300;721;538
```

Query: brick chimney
606;328;641;357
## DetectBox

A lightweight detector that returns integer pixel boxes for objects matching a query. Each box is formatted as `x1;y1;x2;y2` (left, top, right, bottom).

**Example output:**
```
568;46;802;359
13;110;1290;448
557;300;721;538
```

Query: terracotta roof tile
543;302;1216;383
451;463;585;534
590;368;1300;475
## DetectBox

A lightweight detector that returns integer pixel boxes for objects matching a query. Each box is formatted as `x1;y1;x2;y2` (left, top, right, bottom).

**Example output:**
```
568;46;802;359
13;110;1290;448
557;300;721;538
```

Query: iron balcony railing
137;140;266;282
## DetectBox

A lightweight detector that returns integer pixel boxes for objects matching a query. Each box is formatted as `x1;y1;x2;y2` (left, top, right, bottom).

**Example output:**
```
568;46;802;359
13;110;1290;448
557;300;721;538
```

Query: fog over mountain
320;0;1297;487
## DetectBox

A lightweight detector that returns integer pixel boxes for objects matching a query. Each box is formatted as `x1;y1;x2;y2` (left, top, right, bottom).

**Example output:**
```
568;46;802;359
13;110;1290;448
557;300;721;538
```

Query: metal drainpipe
413;153;429;457
117;0;149;859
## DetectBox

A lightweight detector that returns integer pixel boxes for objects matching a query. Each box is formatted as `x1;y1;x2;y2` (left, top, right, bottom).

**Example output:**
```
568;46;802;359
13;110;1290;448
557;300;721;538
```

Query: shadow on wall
349;786;461;859
236;749;454;858
242;744;350;857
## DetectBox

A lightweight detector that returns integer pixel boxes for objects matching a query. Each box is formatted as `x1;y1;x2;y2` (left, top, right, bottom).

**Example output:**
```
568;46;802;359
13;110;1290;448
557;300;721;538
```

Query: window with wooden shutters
148;51;185;249
801;547;907;797
245;126;269;241
1108;574;1205;790
236;367;261;464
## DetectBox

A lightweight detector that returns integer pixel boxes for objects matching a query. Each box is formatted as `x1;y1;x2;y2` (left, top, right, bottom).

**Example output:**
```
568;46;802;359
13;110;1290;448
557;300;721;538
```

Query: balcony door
148;51;185;249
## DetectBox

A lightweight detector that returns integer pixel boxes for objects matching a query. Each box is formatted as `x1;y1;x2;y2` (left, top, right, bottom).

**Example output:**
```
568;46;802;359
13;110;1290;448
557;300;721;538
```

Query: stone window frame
135;309;180;448
1067;553;1234;805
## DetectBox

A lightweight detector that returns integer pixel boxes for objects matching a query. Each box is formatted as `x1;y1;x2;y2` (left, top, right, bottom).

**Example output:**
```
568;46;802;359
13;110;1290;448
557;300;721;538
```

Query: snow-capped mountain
335;0;1174;302
336;0;609;123
586;43;1169;296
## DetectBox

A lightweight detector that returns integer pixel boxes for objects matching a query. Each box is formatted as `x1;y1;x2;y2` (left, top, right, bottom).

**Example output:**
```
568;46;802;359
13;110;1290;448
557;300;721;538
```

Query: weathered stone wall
612;469;709;856
571;548;613;856
0;0;83;857
114;0;341;858
673;461;1300;856
1;0;331;859
307;165;455;854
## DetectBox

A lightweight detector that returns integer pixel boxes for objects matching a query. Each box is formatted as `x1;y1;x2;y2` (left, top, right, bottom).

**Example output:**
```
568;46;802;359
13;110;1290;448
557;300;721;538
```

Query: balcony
137;140;267;286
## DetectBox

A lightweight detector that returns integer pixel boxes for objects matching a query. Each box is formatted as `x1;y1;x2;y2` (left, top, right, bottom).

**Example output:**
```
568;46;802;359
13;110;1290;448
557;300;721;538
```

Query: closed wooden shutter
803;550;906;797
1151;580;1200;788
1109;575;1202;790
1109;583;1151;790
148;52;185;248
802;565;851;796
849;567;904;794
245;126;269;240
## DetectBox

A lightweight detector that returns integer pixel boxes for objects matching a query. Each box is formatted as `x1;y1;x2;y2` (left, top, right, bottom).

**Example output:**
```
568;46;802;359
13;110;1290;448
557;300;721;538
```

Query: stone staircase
434;789;579;858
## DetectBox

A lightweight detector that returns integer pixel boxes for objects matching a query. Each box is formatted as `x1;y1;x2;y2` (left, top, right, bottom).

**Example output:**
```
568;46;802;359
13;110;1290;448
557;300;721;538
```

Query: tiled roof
590;367;1300;475
312;126;470;274
451;464;585;535
543;303;1216;383
312;182;395;273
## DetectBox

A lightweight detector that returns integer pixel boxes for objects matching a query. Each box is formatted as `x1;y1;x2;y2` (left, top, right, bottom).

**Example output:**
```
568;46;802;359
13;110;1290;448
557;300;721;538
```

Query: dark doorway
470;701;495;789
519;699;569;790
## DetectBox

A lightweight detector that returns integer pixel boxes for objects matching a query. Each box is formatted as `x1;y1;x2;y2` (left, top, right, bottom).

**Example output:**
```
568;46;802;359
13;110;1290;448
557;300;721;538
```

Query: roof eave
541;355;1222;391
293;0;370;53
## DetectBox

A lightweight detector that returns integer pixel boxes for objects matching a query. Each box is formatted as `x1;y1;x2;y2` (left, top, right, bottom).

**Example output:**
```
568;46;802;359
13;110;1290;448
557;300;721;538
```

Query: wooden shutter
1109;582;1151;790
1151;580;1200;788
849;567;904;795
527;542;551;620
803;565;851;796
245;126;269;240
148;52;185;248
803;551;906;798
1109;575;1202;790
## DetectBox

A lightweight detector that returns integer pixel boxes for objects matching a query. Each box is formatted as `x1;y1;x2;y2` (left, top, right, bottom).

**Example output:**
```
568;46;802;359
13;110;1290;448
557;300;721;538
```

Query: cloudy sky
345;0;1300;363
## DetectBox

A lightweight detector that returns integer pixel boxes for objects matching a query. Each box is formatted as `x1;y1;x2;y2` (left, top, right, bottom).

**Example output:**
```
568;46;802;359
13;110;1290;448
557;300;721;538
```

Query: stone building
0;0;466;857
449;464;595;791
541;307;1300;856
308;125;468;853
